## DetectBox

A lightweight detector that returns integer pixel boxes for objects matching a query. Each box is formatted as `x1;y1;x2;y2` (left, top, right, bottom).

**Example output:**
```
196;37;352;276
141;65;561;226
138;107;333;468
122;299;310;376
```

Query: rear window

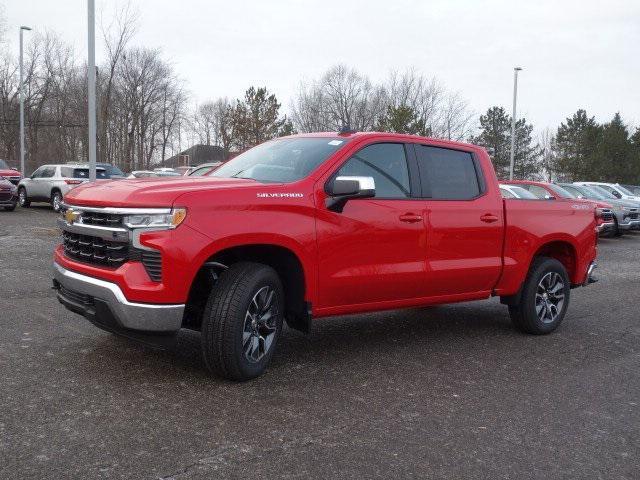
415;146;481;199
61;167;108;179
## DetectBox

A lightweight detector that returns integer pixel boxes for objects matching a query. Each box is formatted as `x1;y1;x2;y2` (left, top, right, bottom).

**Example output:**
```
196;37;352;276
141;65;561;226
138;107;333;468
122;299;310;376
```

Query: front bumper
0;192;18;206
597;221;615;234
53;262;184;336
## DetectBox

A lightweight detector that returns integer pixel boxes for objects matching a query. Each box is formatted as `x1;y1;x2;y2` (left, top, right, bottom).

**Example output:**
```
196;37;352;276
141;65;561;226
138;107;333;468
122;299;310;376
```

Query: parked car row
499;180;640;237
2;162;223;212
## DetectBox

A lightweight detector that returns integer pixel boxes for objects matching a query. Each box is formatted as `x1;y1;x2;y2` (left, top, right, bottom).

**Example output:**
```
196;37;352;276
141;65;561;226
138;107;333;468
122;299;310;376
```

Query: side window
500;187;515;199
415;146;480;199
41;167;56;178
31;167;44;178
527;185;550;199
334;143;410;199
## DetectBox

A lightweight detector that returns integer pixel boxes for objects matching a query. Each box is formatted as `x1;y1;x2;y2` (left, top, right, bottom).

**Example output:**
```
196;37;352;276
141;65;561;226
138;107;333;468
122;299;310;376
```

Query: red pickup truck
53;133;598;380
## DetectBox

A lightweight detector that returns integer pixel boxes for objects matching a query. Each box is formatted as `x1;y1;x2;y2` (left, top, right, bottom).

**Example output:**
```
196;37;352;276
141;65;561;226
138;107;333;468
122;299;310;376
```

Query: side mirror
544;194;556;200
612;191;622;198
326;176;375;212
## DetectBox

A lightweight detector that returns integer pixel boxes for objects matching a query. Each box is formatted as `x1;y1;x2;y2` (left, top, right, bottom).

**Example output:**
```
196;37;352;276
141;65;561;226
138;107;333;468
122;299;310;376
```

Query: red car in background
0;159;22;186
502;180;615;236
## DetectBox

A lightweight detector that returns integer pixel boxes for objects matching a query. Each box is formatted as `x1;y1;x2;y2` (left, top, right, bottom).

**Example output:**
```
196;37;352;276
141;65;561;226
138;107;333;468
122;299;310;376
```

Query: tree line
0;8;638;183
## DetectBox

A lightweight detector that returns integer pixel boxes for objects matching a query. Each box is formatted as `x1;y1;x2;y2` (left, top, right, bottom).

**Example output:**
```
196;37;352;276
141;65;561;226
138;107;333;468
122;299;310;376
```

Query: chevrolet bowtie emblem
65;209;79;225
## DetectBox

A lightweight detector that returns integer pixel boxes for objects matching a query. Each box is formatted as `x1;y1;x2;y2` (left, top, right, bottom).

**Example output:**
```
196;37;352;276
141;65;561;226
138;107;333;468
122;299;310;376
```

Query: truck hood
63;176;260;207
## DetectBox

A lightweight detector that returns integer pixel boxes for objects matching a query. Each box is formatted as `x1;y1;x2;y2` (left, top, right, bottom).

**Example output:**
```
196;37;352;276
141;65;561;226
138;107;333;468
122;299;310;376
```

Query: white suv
576;182;640;202
17;164;107;212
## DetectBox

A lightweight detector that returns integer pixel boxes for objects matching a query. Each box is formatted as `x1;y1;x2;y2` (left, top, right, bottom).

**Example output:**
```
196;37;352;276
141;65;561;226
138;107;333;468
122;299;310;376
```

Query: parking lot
1;206;639;479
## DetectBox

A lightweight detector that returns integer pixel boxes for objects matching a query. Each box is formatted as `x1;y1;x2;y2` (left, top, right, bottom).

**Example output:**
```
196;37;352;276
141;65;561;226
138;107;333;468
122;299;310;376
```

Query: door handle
399;213;423;223
480;213;499;223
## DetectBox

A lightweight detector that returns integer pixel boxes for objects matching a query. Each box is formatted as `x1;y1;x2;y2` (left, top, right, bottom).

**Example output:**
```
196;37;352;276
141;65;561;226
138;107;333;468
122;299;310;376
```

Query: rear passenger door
413;144;504;296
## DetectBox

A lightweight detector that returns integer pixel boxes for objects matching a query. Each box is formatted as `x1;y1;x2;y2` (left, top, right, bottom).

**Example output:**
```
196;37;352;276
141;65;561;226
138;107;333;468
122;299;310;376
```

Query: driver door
316;142;426;310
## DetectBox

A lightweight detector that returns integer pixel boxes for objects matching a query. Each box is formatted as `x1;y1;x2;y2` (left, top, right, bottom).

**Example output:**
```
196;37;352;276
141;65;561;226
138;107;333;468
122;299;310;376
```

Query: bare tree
99;2;138;164
292;64;386;132
537;127;556;181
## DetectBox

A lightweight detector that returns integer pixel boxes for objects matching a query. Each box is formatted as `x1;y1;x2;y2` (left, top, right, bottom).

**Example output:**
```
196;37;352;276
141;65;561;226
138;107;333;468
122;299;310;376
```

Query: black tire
201;262;284;381
18;187;30;208
51;190;63;212
508;256;570;335
613;217;623;237
4;203;17;212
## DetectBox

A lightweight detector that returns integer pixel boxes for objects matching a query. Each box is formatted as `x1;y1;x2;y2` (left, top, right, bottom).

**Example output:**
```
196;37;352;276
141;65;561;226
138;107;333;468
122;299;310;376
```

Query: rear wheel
51;190;63;212
18;187;30;208
508;256;570;335
201;262;284;381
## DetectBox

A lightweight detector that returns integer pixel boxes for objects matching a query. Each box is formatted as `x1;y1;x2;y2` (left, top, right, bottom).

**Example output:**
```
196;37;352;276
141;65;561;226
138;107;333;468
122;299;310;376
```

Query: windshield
547;184;574;198
0;159;9;169
212;137;349;183
510;185;538;199
100;164;125;177
615;184;635;196
588;185;617;199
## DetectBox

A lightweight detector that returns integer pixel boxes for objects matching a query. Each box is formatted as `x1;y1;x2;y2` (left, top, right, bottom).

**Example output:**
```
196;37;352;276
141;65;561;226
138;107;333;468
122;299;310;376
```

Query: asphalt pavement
1;205;639;479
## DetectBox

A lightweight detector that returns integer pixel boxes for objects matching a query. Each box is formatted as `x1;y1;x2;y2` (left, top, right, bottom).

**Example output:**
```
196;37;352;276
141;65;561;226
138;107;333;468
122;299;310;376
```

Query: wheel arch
183;240;312;333
501;237;578;306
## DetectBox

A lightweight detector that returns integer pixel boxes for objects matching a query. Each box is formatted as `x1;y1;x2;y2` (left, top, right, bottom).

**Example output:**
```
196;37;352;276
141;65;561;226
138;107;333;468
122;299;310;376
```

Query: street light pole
19;26;32;176
87;0;97;182
509;67;522;180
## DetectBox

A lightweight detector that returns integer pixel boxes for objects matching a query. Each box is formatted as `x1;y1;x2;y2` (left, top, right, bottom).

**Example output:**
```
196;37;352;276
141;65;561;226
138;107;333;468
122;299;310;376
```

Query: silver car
560;183;640;235
17;164;107;212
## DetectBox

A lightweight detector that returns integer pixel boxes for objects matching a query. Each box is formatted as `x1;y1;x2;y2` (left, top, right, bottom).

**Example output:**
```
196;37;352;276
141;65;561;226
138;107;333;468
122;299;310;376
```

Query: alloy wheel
18;190;26;206
535;272;565;324
242;286;278;362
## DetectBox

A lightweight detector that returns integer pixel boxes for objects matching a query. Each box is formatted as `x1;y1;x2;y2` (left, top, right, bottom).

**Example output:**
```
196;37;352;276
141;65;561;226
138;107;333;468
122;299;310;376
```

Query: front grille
63;231;129;267
59;284;95;307
80;211;124;227
601;210;613;222
62;230;163;282
0;191;13;201
629;210;638;220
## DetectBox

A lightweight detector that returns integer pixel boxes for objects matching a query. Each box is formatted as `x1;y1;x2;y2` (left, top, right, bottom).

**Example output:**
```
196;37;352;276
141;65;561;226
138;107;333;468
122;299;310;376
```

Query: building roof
164;145;226;168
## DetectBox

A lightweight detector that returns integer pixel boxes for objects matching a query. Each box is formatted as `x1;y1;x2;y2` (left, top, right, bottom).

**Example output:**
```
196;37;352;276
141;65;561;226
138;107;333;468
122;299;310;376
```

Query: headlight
123;208;187;229
10;184;17;193
623;207;633;212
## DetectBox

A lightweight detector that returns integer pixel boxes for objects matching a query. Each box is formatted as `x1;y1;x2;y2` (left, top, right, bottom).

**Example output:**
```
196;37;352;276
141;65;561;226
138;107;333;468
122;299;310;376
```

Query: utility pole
509;67;522;180
19;26;32;176
87;0;97;181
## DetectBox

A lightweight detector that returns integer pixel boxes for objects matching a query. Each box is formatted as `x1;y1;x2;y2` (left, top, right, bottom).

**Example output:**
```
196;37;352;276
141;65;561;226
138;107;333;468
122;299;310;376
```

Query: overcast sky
3;0;639;134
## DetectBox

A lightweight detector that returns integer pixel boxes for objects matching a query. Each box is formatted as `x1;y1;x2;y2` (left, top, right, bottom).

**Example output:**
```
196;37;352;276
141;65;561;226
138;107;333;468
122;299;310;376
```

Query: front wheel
201;262;284;381
508;256;570;335
51;191;63;212
18;187;30;208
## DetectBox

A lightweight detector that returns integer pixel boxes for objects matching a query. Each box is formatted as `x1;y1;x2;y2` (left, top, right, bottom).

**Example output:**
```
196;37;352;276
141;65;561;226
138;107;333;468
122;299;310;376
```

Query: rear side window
500;187;515;199
61;167;108;179
334;143;410;199
415;146;480;199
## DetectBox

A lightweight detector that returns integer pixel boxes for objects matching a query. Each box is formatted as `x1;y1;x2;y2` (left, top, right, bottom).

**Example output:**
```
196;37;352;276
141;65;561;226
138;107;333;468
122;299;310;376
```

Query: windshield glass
0;159;9;169
212;137;349;183
100;164;125;177
588;185;617;199
510;185;538;199
615;184;635;196
547;184;574;198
